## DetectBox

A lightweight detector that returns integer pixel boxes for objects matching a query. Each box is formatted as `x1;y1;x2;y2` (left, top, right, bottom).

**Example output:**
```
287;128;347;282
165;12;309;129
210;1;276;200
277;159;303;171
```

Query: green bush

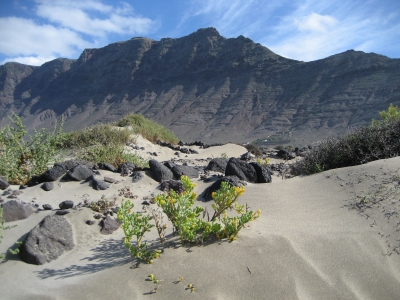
291;117;400;175
115;113;179;144
58;123;134;149
77;144;148;168
0;113;64;184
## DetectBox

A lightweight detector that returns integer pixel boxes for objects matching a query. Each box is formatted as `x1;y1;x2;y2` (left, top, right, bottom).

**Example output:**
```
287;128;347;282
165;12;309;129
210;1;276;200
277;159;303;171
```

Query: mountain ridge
1;27;399;144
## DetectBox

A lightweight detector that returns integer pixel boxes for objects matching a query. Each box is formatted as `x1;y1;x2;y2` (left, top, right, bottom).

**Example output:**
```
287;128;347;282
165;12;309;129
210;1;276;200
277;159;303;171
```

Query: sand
1;140;400;299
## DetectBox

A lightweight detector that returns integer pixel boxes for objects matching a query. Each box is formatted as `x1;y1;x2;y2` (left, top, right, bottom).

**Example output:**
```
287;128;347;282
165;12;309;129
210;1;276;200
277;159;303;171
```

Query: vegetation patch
115;113;179;144
292;104;400;175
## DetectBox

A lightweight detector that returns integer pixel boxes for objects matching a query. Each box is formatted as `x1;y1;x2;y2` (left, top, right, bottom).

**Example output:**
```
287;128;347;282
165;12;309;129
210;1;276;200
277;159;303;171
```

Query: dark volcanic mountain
1;27;399;144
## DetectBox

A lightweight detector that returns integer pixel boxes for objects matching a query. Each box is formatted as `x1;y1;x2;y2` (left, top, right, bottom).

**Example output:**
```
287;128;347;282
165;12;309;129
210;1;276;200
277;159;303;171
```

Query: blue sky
0;0;399;66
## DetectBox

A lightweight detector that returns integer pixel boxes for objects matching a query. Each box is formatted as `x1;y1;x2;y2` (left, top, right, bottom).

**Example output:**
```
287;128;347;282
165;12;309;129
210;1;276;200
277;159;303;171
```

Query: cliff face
1;27;399;144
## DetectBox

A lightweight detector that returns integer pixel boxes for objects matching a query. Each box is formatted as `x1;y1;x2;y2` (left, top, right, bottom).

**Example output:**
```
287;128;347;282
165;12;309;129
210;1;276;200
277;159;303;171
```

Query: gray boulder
42;204;53;210
90;175;110;190
117;162;136;175
206;158;229;173
100;216;120;235
250;162;272;183
131;171;144;183
171;165;199;179
41;182;54;191
20;215;75;265
159;180;184;193
2;200;34;222
225;158;258;183
41;164;67;182
0;176;10;190
98;162;117;172
149;160;174;182
67;165;94;181
59;200;74;210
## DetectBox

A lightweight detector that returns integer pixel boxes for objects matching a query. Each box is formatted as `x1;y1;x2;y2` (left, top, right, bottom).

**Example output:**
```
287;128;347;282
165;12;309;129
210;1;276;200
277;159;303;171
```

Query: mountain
1;27;399;144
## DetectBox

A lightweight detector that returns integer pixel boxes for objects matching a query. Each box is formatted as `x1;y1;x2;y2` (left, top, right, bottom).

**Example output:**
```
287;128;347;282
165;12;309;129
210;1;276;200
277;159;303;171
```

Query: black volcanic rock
1;28;399;145
149;160;174;182
225;158;258;183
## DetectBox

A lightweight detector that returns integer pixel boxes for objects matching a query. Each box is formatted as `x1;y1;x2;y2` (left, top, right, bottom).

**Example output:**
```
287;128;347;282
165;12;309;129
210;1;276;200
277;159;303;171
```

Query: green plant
78;144;148;168
0;112;64;184
155;176;260;244
117;199;160;262
155;176;207;243
8;241;23;255
220;152;228;159
373;103;400;124
116;113;179;144
148;274;163;293
58;123;134;149
257;157;270;166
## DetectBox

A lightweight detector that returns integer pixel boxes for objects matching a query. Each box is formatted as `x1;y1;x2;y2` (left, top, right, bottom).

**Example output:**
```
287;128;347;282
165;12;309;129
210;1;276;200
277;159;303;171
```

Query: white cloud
0;17;92;57
0;55;57;66
36;0;158;37
295;12;337;32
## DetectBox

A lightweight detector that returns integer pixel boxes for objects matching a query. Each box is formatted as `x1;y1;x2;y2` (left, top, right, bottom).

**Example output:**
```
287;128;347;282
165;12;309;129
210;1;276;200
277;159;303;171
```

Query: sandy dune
1;140;400;299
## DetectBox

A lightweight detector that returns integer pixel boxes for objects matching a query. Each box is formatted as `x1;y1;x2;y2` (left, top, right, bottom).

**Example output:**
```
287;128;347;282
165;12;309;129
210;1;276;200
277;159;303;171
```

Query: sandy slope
1;140;400;300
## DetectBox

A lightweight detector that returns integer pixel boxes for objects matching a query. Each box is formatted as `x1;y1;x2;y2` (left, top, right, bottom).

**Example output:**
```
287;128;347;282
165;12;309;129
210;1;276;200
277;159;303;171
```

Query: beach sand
1;140;400;299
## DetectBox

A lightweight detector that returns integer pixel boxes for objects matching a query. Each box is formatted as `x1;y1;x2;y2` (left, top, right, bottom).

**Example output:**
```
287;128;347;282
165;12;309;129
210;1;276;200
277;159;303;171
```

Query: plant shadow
35;238;132;279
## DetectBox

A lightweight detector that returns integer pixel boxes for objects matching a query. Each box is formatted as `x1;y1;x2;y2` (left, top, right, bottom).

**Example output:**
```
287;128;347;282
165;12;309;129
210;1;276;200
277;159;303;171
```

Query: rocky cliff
1;27;399;144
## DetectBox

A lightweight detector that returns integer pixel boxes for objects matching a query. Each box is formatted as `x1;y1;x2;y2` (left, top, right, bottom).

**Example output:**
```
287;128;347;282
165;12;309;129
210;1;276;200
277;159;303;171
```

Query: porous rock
206;158;229;173
225;158;258;183
117;162;136;175
0;176;10;190
149;160;174;182
250;162;272;183
20;215;75;265
41;182;54;191
171;165;199;179
100;216;120;235
67;165;94;181
131;171;144;183
2;200;34;222
59;200;74;210
41;164;67;182
90;175;110;190
159;180;184;193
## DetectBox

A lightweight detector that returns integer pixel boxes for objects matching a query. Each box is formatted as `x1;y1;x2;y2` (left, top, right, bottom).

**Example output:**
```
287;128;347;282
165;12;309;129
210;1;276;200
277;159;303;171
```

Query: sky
0;0;399;66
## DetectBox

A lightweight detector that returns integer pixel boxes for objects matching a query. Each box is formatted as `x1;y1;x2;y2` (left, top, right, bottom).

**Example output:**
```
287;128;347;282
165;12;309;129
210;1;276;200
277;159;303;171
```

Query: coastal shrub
115;113;179;144
291;107;400;175
0;113;64;184
117;199;161;262
58;123;134;149
155;176;260;243
78;144;148;168
257;157;270;166
245;143;263;156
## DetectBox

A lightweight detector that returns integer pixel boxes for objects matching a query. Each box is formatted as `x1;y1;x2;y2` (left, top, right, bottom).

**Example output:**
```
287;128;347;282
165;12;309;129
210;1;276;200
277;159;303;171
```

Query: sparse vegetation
0;206;4;243
244;143;263;156
88;195;117;213
292;104;400;175
116;113;179;144
0;113;64;184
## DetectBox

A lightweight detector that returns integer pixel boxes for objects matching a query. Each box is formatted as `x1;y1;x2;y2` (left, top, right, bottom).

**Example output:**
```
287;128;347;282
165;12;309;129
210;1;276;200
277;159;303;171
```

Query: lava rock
20;215;75;265
249;162;272;183
86;220;95;225
42;204;53;210
98;162;117;172
41;182;54;191
59;200;74;210
131;171;144;183
206;158;229;173
41;164;67;182
2;200;34;222
117;162;136;176
100;216;120;235
171;165;199;179
0;176;10;190
55;210;70;215
159;180;184;193
90;175;110;190
149;160;174;182
67;165;94;181
203;175;246;201
225;158;258;183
